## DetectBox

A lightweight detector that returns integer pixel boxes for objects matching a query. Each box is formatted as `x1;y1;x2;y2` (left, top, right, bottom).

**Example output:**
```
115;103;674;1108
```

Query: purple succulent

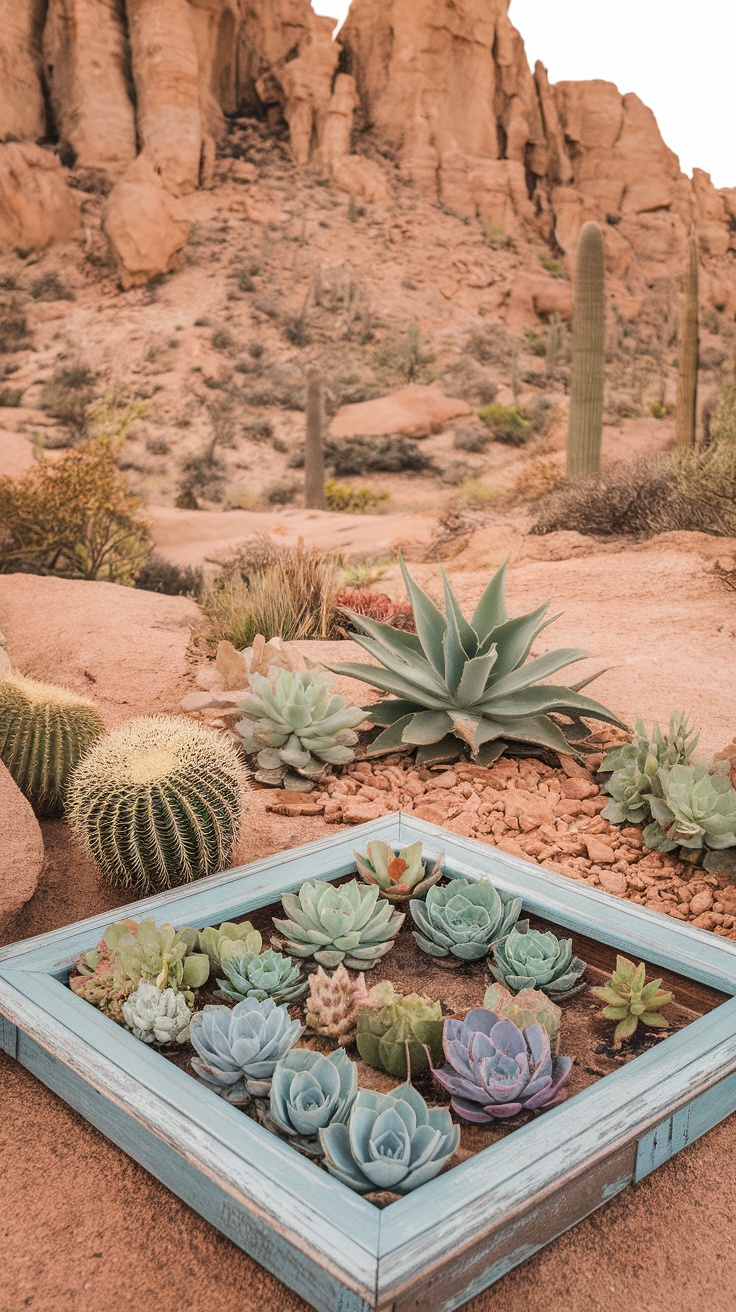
433;1008;573;1123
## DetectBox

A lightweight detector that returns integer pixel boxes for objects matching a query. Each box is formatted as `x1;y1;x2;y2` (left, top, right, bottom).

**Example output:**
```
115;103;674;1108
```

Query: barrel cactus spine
567;220;606;477
674;233;699;448
67;715;245;894
0;671;105;817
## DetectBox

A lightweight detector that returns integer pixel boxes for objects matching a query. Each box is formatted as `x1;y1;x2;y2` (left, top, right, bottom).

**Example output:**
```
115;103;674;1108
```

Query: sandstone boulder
330;385;473;440
0;0;47;143
0;143;81;250
42;0;137;175
0;760;44;943
103;156;190;288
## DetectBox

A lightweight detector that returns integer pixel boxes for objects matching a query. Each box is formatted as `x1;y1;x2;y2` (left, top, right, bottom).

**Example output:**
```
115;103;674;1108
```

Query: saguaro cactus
304;365;327;510
675;234;699;448
567;221;606;477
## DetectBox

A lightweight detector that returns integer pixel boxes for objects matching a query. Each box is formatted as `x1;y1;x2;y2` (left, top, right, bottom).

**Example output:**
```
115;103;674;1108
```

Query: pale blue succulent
489;920;586;999
273;878;404;970
217;948;307;1005
267;1047;358;1153
320;1083;459;1195
189;997;303;1100
601;713;699;825
410;877;522;961
644;762;736;852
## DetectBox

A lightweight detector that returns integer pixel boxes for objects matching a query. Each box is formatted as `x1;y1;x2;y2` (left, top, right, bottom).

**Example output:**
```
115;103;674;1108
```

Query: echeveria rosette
189;996;303;1101
433;1008;573;1122
356;993;444;1079
643;763;736;853
353;839;444;904
105;917;210;994
489;920;586;1000
601;713;699;826
483;983;562;1054
591;955;674;1047
198;920;262;968
235;669;365;791
327;554;625;769
267;1048;358;1154
273;878;404;970
122;981;192;1045
410;877;522;962
320;1083;459;1195
217;948;307;1004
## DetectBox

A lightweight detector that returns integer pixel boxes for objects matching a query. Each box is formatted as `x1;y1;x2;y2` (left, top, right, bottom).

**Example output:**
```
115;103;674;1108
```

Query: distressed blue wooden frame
3;812;736;1312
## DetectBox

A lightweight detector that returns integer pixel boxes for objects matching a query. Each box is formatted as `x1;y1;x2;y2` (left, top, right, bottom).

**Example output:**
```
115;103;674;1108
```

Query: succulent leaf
273;878;404;970
602;713;700;826
591;954;674;1046
122;981;192;1045
320;1083;459;1195
267;1047;358;1151
217;948;307;1004
410;877;522;962
198;921;262;967
235;670;364;789
353;839;444;903
645;763;736;851
433;1008;573;1122
189;997;303;1099
356;992;444;1079
482;983;562;1053
489;920;586;999
100;917;210;994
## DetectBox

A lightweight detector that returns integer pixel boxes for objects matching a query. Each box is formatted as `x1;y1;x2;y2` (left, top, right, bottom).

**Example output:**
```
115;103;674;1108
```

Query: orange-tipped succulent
353;839;444;904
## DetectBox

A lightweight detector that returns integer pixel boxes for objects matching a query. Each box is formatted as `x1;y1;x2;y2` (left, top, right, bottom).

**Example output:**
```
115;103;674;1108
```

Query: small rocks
597;869;628;897
688;890;714;917
584;837;616;864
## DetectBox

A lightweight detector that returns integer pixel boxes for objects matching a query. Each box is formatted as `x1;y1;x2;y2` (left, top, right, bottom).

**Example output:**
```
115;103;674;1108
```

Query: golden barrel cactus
0;672;105;816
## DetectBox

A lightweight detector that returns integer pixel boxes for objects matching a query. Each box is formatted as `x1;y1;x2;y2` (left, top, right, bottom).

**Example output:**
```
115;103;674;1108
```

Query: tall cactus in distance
567;221;606;477
675;233;699;447
304;365;327;510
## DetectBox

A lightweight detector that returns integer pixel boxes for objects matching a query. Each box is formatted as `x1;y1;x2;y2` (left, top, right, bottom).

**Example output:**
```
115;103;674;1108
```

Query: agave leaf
482;648;589;702
399;552;447;677
442;598;469;697
440;562;477;658
479;604;556;676
401;711;454;745
339;608;424;658
470;561;508;640
480;685;626;727
415;736;464;767
450;712;483;750
364;699;421;727
476;740;506;767
454;651;498;708
344;633;446;695
327;662;447;710
476;714;577;758
364;717;414;754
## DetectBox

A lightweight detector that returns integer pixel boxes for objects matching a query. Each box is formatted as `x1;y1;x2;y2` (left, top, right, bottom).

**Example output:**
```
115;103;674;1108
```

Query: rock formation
0;760;44;942
0;0;733;306
103;156;191;288
0;142;81;250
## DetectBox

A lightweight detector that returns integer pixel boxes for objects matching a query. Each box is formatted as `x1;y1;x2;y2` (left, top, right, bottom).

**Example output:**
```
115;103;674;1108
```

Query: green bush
478;402;530;446
324;480;389;512
0;299;31;353
539;252;569;280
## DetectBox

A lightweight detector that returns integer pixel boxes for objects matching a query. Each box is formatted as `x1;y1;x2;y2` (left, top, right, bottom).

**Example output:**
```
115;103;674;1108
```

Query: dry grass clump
532;444;736;538
511;457;565;504
200;538;342;650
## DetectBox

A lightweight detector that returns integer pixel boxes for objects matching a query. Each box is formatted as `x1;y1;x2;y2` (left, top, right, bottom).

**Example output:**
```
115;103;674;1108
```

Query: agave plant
591;956;674;1046
235;670;365;790
643;763;736;852
217;948;307;1004
198;920;262;968
189;997;303;1100
410;878;522;962
356;992;444;1079
103;918;210;994
328;555;623;767
353;839;444;904
273;879;404;970
267;1048;358;1153
305;965;393;1046
483;983;562;1054
320;1083;459;1195
122;982;192;1045
433;1008;573;1122
601;713;699;825
489;921;586;999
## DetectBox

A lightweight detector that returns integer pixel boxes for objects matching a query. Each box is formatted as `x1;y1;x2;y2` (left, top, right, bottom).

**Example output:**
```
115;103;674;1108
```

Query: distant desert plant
290;435;434;478
511;457;565;504
29;270;75;302
39;363;96;435
478;402;530;446
135;554;204;599
335;588;415;633
0;437;151;583
532;443;736;538
201;540;342;650
324;480;389;513
451;478;499;510
0;298;32;353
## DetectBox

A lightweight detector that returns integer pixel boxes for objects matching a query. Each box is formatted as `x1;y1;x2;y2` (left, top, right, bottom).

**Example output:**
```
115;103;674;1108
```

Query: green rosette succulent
483;983;562;1054
643;762;736;852
591;955;674;1046
235;669;365;791
217;949;307;1004
320;1083;459;1195
410;877;522;962
489;920;586;999
273;879;404;970
356;992;444;1079
104;918;210;993
122;981;192;1045
601;713;699;825
198;920;263;968
328;554;624;768
353;839;444;904
266;1047;358;1154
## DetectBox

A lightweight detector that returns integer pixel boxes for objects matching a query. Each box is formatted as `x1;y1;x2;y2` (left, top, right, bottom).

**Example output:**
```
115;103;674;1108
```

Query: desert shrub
265;479;300;506
522;327;547;358
710;383;736;446
341;559;388;590
324;480;389;512
539;252;568;280
177;446;226;505
440;460;477;486
29;271;74;302
0;438;151;582
211;328;234;351
478;402;530;446
453;427;490;453
0;386;22;407
442;358;499;408
650;401;671;419
374;323;434;384
334;589;415;633
525;395;558;436
466;324;514;368
213;534;284;581
201;540;342;649
135;553;204;598
511;457;565;504
0;299;31;353
451;479;499;510
146;435;169;455
290;435;434;478
244;418;273;440
482;224;515;251
39;364;96;434
531;444;736;538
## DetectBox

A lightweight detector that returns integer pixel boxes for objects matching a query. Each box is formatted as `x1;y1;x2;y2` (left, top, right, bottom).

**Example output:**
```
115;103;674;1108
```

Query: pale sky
311;0;736;189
